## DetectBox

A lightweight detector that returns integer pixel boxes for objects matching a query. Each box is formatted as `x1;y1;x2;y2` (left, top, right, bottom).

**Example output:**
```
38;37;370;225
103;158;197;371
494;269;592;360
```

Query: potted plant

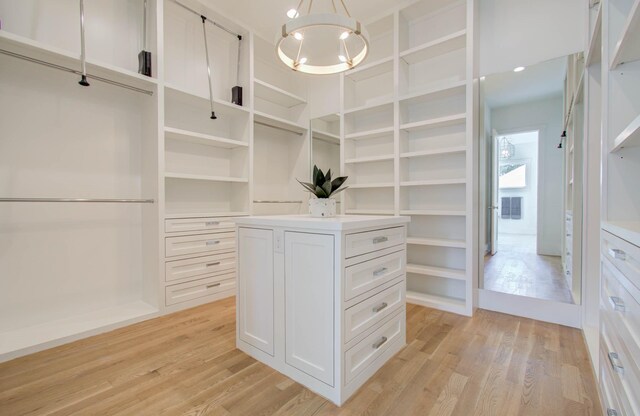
297;166;348;218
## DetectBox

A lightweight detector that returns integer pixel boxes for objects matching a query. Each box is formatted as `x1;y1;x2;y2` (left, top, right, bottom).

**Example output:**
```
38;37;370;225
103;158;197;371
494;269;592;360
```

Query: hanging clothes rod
254;121;304;136
172;0;242;39
0;198;155;203
253;200;303;204
0;49;154;96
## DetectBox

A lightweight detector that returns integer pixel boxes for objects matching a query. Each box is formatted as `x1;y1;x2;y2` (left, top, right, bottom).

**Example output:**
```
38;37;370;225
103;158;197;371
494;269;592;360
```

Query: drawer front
345;309;405;385
165;252;236;283
344;281;404;343
603;231;640;290
165;273;235;306
600;316;640;415
165;232;235;258
345;250;405;301
345;227;405;258
601;258;640;372
600;346;628;416
165;217;235;233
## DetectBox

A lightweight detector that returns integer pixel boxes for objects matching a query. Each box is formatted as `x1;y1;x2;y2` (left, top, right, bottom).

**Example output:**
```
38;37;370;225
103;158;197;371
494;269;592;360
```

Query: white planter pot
309;198;337;218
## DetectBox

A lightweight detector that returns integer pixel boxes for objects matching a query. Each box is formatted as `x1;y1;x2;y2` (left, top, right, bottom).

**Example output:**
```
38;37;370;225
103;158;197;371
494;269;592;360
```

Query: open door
490;130;499;255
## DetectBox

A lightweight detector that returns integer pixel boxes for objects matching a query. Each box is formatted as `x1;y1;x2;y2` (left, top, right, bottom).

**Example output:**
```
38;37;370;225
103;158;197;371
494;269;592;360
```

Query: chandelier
276;0;370;75
499;137;515;159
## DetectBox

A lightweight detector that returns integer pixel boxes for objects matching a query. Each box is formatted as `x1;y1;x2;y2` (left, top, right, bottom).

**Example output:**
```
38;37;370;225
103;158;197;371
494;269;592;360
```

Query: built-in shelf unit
340;0;476;316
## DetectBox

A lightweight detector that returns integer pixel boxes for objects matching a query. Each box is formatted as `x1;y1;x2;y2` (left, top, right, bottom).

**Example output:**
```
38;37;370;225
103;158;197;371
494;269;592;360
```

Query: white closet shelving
340;0;476;316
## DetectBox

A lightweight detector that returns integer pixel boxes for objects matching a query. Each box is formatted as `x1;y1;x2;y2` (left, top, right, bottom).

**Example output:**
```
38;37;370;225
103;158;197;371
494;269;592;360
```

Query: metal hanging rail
0;49;154;96
254;121;305;136
0;198;155;203
171;0;242;39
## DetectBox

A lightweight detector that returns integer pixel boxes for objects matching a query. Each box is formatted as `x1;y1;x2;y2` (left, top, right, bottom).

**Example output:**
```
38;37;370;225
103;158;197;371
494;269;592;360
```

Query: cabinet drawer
603;231;640;290
344;281;404;343
165;232;235;258
165;252;236;283
345;309;404;385
600;346;628;416
165;273;235;306
601;258;640;371
600;316;640;415
165;217;235;233
345;250;405;301
345;227;405;258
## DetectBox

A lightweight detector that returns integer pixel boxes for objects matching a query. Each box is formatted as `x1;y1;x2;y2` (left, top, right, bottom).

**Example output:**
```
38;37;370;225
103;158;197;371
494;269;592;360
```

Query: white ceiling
483;56;567;109
201;0;403;42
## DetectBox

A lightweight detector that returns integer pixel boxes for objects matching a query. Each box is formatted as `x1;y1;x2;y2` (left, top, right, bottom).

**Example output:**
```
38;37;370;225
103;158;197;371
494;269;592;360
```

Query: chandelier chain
339;0;352;17
331;0;337;13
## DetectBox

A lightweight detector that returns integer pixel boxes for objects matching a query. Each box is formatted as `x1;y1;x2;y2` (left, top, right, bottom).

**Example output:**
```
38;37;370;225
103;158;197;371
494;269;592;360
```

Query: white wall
490;95;564;256
498;138;538;236
478;0;585;76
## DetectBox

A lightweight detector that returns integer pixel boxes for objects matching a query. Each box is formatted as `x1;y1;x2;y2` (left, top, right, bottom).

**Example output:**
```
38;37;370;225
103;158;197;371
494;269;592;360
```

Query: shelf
400;178;466;187
344;56;394;82
254;78;307;108
406;291;466;314
312;130;340;143
345;154;395;164
344;99;394;116
0;30;158;92
165;173;249;183
400;209;466;216
165;211;250;220
400;113;466;132
345;209;395;215
399;80;467;104
610;0;640;69
602;221;640;247
406;237;466;248
345;126;394;140
406;263;466;280
400;30;467;65
164;84;250;116
164;127;248;149
611;114;640;152
254;111;308;134
400;146;467;158
348;183;394;189
585;4;602;66
0;301;158;357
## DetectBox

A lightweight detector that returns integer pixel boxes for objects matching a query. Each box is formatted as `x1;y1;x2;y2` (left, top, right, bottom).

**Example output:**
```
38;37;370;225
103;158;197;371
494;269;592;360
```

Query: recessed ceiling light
287;9;299;18
513;66;525;72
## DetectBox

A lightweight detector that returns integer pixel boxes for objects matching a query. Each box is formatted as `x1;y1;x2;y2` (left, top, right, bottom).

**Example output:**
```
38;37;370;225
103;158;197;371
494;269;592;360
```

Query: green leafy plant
297;166;348;198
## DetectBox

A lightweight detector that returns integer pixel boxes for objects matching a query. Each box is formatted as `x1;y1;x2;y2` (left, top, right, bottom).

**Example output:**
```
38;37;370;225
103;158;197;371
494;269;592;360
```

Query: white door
238;227;275;356
284;231;335;386
490;132;500;255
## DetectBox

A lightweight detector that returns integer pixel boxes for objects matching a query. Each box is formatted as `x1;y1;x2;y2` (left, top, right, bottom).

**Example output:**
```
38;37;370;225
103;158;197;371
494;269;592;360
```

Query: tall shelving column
398;0;474;316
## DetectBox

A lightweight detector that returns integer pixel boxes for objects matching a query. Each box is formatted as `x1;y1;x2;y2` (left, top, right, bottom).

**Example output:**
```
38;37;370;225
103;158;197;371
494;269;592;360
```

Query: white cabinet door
284;231;335;386
238;227;274;356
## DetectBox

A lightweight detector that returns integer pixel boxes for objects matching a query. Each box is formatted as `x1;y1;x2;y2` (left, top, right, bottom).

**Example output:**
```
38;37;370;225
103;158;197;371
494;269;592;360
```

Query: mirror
478;53;584;305
310;113;341;183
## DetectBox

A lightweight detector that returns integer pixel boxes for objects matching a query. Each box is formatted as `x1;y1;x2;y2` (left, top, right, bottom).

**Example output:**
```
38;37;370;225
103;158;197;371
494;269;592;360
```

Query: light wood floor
484;234;574;303
0;298;600;416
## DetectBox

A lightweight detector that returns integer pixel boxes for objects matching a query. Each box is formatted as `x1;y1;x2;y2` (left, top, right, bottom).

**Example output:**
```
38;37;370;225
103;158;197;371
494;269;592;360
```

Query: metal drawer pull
608;352;624;374
566;233;571;237
206;283;221;289
372;336;388;349
206;262;221;267
566;270;570;276
608;248;627;261
609;296;625;312
206;240;220;246
373;267;388;276
205;221;220;226
607;409;618;416
372;236;388;244
372;302;388;313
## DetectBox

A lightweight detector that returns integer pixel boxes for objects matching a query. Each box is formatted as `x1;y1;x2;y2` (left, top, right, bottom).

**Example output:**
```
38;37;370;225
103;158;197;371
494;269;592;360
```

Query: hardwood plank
0;298;600;416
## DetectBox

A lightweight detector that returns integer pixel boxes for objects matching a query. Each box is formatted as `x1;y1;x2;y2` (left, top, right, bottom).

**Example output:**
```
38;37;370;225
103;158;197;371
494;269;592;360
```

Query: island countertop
233;214;410;231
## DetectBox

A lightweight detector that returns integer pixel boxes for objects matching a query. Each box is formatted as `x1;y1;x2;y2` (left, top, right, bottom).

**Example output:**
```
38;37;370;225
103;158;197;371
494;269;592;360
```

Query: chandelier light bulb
513;66;525;72
339;31;350;40
298;57;308;65
338;55;347;62
287;9;299;18
293;32;304;40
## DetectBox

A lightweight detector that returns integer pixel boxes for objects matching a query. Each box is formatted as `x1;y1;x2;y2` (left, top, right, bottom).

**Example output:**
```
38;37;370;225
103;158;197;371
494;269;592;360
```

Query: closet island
235;214;409;405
